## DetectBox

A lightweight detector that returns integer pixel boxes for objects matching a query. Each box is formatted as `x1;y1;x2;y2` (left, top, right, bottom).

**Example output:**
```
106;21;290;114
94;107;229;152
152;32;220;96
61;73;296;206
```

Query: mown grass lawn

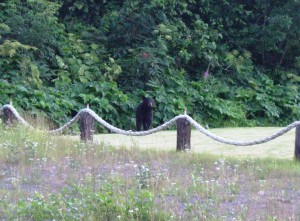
94;127;296;159
0;126;299;220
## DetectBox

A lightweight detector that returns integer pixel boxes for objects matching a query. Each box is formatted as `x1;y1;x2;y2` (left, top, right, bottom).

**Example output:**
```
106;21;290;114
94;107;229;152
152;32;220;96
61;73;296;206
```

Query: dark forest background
0;0;299;129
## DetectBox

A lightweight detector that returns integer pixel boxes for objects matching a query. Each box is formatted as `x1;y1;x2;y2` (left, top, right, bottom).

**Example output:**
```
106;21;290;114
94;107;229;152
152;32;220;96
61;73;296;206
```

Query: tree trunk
176;118;191;151
279;41;289;66
295;126;300;161
80;112;94;142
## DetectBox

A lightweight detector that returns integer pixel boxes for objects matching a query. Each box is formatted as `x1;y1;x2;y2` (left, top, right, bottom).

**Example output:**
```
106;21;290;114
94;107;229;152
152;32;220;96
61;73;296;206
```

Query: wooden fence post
79;108;94;142
295;126;300;161
176;118;191;151
3;107;14;127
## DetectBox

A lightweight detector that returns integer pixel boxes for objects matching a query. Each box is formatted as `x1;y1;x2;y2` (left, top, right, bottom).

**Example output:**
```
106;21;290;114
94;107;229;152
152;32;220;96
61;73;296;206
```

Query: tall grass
0;123;300;220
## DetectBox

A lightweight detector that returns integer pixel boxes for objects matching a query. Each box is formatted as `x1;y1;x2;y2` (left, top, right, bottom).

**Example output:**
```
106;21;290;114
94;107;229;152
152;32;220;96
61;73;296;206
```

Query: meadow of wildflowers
0;125;299;220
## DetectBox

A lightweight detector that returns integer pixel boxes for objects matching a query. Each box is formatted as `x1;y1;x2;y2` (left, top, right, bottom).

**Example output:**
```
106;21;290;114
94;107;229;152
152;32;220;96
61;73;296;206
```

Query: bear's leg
143;113;152;130
136;116;143;131
143;121;149;130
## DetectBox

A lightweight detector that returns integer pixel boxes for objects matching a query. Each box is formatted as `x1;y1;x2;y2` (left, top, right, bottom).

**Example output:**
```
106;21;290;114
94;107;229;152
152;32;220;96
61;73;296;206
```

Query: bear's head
142;96;155;108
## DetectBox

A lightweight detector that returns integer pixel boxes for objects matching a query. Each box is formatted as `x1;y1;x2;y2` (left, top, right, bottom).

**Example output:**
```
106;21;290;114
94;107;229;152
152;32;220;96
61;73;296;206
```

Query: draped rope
0;104;32;128
1;104;299;146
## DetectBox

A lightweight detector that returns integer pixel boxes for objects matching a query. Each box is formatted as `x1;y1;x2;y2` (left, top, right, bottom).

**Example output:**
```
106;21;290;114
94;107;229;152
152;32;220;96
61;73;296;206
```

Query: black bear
136;96;155;131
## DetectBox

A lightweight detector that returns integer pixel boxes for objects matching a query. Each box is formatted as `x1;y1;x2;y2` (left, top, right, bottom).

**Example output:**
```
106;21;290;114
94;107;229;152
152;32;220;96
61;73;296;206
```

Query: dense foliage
0;0;299;129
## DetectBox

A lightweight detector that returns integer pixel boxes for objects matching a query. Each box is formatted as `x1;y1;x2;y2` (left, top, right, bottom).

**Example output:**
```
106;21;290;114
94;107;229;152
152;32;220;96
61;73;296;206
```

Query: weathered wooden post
3;102;14;127
79;105;94;142
295;126;300;161
176;110;191;151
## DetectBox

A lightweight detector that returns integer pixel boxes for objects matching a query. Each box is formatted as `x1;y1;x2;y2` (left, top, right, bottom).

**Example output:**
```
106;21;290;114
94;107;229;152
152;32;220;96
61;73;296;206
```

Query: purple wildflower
203;69;209;79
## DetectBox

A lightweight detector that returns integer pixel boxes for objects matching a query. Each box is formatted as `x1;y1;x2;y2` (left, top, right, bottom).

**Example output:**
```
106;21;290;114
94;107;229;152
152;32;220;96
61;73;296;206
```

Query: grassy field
0;125;299;220
93;127;296;159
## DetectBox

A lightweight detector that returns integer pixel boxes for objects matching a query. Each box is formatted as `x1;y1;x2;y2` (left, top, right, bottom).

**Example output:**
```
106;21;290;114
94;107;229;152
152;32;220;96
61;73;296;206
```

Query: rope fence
1;103;300;160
